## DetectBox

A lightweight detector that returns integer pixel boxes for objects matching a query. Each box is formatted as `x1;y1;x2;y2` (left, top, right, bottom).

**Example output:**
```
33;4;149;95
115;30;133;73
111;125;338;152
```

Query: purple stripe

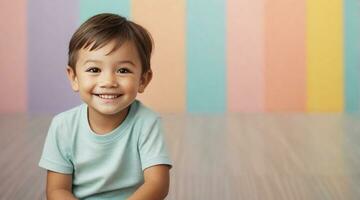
28;0;81;113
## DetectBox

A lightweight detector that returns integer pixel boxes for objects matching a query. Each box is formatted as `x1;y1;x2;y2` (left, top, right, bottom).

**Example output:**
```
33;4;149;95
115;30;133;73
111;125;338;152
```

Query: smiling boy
39;13;172;200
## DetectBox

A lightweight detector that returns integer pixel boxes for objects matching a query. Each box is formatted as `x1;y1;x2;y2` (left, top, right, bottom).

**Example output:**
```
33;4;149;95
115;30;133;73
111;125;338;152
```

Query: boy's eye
117;68;130;74
86;67;100;73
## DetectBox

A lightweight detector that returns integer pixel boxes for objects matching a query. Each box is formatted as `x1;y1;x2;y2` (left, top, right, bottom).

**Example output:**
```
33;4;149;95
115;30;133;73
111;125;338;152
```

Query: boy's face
66;40;152;116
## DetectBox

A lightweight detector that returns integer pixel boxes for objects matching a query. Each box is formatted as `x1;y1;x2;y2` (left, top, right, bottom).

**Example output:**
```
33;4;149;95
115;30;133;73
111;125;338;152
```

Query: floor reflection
1;113;359;199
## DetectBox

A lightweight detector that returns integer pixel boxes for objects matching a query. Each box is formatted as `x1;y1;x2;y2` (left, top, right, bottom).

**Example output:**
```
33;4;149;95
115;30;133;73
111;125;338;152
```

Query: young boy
39;13;172;200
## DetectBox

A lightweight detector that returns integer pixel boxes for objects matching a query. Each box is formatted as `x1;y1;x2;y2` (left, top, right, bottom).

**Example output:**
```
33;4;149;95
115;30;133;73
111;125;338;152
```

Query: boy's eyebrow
83;59;136;66
114;60;136;66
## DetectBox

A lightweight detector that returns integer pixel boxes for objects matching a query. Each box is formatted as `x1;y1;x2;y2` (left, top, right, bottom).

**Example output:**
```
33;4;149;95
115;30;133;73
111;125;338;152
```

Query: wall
0;0;359;113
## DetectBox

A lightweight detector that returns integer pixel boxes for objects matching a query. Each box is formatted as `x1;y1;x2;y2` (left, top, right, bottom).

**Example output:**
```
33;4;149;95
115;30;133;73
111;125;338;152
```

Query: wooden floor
1;113;360;199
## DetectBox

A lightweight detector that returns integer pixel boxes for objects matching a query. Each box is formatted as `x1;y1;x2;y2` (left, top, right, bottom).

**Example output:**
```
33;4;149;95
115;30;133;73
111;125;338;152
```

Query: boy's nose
99;73;119;88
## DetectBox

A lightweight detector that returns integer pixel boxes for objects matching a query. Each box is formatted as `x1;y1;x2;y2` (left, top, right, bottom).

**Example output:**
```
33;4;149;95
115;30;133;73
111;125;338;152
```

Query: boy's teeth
98;94;119;99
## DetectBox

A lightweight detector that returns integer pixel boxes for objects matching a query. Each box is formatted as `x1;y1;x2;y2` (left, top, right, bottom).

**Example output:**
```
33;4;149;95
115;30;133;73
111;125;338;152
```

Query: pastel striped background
1;0;359;113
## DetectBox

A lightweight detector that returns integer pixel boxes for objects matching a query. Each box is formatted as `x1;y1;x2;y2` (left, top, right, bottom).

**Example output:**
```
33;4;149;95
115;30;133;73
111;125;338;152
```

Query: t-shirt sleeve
38;116;73;174
138;117;172;171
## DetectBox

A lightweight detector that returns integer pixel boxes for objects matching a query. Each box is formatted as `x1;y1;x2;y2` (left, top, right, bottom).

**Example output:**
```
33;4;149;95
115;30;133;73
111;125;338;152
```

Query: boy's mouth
94;94;121;99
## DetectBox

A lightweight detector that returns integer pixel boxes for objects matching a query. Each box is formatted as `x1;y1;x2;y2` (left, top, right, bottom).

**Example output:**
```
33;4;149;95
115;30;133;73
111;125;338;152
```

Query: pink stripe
227;0;265;112
0;0;27;112
264;0;306;112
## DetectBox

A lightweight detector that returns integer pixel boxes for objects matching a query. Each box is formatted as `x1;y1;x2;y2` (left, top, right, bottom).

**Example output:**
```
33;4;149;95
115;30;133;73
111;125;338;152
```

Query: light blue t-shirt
39;100;172;199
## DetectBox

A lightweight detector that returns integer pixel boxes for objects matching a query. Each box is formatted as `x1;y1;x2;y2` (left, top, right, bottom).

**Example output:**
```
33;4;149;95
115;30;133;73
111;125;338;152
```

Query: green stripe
186;0;226;113
80;0;130;23
345;0;360;112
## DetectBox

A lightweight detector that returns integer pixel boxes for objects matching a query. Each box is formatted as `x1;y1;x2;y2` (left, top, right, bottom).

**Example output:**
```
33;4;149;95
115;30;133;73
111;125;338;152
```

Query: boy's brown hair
68;13;153;74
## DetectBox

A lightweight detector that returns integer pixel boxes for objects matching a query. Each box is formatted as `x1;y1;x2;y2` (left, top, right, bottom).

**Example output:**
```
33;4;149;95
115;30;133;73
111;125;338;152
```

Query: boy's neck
87;106;130;135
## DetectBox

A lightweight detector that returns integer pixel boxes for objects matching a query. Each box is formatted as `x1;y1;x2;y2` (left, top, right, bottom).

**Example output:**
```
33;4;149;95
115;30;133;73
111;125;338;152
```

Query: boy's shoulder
134;100;160;117
51;104;85;126
132;100;161;123
45;104;85;145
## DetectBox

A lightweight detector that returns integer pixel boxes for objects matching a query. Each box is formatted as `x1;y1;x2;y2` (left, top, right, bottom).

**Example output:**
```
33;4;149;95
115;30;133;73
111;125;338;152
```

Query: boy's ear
66;66;79;92
138;70;153;93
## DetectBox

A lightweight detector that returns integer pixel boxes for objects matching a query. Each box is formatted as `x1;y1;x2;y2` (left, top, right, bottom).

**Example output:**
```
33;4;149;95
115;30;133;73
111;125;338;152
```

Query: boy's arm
46;171;78;200
127;165;170;200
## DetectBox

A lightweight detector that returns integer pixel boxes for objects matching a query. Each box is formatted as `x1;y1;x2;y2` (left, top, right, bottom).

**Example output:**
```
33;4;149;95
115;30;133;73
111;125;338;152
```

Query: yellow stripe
306;0;344;112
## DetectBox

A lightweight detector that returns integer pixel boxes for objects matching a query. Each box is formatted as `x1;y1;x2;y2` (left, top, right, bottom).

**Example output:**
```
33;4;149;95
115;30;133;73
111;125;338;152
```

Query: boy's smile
94;93;122;103
66;40;152;133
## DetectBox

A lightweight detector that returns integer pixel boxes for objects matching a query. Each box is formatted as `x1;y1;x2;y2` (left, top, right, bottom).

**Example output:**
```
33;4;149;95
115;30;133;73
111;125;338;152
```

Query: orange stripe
265;0;306;112
131;0;186;113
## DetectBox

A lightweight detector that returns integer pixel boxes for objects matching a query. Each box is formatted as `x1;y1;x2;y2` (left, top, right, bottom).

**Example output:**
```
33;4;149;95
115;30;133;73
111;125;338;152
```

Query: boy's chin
100;108;127;116
89;105;129;116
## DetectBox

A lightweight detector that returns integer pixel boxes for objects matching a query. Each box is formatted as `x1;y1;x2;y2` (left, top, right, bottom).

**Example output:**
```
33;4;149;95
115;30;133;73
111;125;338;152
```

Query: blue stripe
345;0;360;112
80;0;130;23
186;0;226;113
